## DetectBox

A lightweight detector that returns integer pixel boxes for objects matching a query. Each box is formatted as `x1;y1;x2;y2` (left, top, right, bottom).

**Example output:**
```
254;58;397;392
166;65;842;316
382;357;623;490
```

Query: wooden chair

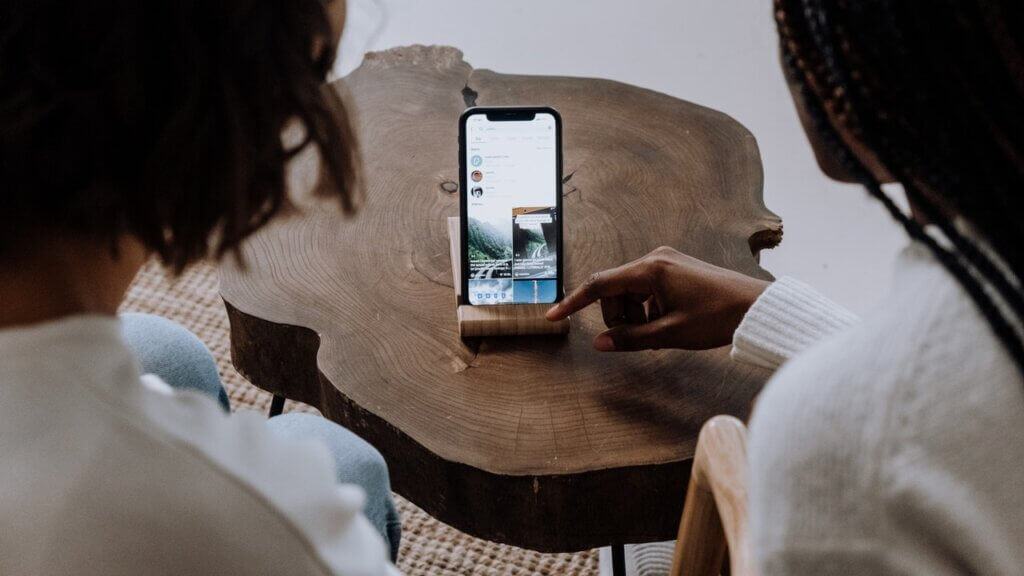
669;415;753;576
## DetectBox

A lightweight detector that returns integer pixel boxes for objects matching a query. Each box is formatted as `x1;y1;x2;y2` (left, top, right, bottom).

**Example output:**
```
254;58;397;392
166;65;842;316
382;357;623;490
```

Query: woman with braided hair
548;0;1023;572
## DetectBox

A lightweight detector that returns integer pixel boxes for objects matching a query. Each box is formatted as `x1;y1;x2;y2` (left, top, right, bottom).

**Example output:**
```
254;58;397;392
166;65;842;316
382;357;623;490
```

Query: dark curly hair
775;0;1024;378
0;0;360;272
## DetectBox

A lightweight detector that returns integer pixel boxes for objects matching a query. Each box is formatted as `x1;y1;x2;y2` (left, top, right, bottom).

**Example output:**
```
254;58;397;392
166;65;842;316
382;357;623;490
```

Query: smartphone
459;106;564;306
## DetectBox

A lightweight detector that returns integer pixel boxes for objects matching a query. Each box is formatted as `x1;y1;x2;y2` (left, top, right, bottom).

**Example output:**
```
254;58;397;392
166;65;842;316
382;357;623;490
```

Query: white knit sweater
734;242;1024;575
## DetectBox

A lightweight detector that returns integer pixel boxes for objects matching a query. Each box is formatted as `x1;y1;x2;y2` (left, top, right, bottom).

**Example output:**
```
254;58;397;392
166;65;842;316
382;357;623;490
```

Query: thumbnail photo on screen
512;207;557;279
467;206;558;305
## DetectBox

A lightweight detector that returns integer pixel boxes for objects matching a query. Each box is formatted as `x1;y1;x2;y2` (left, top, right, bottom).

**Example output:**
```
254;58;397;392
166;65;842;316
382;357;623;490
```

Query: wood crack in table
220;45;780;552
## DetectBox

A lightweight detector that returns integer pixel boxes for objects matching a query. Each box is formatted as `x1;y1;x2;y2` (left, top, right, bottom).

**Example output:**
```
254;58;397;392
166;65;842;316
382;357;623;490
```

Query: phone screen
462;110;561;305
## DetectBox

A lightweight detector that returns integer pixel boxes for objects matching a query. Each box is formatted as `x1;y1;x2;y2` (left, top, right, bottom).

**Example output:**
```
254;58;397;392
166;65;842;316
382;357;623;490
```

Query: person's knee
345;438;390;491
268;413;399;559
269;413;390;483
120;312;229;410
121;313;212;367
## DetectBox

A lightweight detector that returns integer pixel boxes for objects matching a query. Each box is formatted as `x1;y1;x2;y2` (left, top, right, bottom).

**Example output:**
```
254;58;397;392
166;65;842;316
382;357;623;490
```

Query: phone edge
458;106;564;307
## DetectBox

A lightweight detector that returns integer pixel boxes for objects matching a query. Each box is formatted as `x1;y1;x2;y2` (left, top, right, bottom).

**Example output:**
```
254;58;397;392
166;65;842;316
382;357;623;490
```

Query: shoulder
750;243;1016;458
49;378;390;574
748;243;1024;573
0;317;393;574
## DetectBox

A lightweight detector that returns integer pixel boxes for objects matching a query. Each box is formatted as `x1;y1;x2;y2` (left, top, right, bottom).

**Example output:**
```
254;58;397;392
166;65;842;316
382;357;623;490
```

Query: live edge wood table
220;45;781;566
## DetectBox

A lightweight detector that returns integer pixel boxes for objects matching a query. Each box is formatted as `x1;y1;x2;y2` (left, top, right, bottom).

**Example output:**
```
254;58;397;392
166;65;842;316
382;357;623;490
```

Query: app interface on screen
465;112;558;305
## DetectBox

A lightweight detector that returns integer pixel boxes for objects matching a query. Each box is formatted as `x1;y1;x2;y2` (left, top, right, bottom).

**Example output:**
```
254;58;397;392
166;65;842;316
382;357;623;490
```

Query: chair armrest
670;415;752;576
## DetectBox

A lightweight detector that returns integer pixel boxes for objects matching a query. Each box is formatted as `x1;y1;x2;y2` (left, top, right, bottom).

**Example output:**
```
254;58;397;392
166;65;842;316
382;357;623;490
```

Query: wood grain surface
220;45;781;551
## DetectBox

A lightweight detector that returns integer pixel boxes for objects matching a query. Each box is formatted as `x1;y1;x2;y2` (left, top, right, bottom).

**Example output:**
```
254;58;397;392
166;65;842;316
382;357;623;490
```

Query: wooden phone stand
447;217;570;337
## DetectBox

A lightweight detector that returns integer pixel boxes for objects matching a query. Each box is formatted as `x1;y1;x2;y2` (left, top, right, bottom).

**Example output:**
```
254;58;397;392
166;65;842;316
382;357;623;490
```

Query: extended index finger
546;259;652;321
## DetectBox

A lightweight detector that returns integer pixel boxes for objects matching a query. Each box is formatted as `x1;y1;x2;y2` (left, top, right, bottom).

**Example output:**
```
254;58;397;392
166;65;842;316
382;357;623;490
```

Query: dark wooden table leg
611;544;626;576
268;395;286;418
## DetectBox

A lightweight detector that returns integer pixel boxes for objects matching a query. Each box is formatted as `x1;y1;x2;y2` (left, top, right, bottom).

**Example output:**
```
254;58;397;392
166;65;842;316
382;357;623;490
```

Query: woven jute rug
120;259;599;575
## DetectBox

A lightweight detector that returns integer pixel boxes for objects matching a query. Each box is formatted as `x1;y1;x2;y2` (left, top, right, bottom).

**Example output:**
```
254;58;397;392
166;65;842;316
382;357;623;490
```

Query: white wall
336;0;908;314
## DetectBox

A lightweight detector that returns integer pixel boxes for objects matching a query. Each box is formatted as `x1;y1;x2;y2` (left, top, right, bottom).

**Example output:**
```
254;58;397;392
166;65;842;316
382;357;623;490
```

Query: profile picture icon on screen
471;170;483;182
471;187;483;198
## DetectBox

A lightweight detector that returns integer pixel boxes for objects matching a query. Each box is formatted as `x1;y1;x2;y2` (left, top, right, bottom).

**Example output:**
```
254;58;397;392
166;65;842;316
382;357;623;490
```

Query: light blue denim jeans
121;312;402;561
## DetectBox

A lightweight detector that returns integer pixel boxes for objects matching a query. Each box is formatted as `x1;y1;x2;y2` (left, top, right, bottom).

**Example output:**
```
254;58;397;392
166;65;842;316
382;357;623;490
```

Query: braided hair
774;0;1024;379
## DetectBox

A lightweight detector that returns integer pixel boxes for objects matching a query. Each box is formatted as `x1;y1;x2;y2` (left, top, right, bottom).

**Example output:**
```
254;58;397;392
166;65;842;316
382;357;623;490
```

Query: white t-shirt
0;315;399;575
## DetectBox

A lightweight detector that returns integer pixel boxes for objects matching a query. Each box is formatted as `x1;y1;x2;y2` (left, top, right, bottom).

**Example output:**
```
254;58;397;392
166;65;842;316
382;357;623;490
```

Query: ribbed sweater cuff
730;277;859;370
